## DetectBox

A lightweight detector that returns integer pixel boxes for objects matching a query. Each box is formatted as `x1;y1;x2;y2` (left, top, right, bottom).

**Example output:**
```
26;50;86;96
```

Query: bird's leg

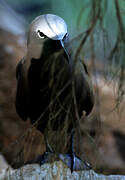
37;133;55;166
68;129;75;172
24;133;54;165
24;130;92;171
44;134;53;153
64;128;92;172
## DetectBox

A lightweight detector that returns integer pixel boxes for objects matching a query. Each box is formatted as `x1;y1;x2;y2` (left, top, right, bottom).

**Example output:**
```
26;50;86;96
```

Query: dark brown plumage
16;38;94;133
16;14;94;171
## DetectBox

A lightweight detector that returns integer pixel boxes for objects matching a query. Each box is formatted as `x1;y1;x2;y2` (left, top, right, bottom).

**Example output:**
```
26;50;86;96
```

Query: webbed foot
25;130;92;172
60;129;92;172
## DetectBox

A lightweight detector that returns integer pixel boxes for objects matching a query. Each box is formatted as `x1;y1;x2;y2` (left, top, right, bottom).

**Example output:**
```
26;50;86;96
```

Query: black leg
37;134;54;166
24;130;92;172
24;134;54;165
63;128;92;172
68;129;75;172
44;134;53;153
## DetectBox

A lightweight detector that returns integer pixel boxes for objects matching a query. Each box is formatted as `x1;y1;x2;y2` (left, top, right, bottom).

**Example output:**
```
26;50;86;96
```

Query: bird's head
28;14;69;45
27;14;69;60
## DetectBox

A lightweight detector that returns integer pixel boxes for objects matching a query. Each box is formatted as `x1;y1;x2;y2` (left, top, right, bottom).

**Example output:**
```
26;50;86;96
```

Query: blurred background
0;0;125;175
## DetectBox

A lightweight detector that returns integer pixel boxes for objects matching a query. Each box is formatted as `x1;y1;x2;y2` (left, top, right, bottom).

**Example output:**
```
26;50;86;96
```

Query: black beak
60;40;70;63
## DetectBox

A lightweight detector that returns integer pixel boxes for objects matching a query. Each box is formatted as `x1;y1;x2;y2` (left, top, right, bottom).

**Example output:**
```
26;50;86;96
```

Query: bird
16;14;94;171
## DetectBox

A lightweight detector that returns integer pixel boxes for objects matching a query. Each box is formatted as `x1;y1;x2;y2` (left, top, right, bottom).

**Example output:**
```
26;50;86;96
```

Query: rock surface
0;154;13;180
1;161;125;180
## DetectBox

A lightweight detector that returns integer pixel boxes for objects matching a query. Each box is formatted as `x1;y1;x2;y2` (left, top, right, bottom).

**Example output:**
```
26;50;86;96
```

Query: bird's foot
24;136;55;165
25;151;91;172
62;128;92;172
25;130;92;172
59;152;92;172
24;151;55;165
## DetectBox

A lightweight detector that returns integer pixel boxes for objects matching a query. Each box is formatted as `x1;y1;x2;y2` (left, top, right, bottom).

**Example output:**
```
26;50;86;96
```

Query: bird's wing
74;60;94;116
16;58;29;121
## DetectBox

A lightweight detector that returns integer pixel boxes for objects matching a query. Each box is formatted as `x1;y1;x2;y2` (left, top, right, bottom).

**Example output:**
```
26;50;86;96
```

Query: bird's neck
41;39;63;59
27;42;43;59
23;42;43;73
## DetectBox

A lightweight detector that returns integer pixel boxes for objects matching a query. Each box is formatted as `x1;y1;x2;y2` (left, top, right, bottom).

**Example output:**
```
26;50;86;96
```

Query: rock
0;154;9;170
1;161;125;180
0;154;13;180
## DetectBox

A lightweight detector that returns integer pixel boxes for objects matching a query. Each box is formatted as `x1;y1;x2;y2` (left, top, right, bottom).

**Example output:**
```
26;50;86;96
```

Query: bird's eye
37;30;47;39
